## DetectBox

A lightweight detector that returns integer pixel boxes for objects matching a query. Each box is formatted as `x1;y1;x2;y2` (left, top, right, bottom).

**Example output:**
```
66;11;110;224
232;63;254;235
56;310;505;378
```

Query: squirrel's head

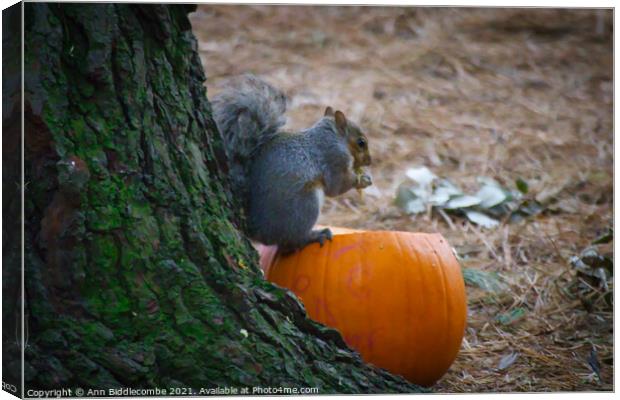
324;107;372;168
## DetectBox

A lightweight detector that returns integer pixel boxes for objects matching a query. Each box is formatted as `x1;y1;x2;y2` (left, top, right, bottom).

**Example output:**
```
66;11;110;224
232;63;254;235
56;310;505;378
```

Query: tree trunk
7;3;425;394
3;3;24;397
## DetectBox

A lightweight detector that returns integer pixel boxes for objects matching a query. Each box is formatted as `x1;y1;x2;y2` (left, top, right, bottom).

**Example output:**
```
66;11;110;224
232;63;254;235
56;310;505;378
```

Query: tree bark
11;3;425;393
3;3;24;396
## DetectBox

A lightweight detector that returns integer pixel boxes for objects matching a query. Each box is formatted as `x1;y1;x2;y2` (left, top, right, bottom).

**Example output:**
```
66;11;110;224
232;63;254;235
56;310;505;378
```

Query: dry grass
189;6;613;392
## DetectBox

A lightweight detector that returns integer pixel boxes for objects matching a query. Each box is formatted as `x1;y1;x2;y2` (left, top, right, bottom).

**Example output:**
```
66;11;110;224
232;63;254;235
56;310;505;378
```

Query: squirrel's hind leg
278;228;333;255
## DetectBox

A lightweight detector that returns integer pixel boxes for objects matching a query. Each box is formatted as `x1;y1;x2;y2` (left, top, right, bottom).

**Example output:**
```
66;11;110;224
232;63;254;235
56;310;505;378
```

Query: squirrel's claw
321;228;333;241
279;228;333;253
311;228;333;247
317;228;333;247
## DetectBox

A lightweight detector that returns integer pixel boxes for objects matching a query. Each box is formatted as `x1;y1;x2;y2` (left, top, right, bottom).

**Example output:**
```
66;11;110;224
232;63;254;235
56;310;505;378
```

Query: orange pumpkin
257;227;466;387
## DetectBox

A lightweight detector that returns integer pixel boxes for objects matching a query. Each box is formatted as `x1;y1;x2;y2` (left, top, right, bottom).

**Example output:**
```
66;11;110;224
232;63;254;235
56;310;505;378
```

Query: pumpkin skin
257;228;467;387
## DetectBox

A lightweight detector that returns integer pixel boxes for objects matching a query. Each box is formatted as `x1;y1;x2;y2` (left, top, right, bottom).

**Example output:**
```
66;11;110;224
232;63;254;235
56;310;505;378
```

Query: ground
189;6;613;392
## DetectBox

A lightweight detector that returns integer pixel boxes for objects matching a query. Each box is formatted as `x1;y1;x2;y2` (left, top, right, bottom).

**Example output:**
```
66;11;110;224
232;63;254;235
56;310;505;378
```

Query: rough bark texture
3;3;24;397
10;3;425;393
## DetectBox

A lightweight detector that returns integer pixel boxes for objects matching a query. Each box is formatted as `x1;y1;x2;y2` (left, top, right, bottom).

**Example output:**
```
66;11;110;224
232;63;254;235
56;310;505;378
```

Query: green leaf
496;307;526;325
462;268;507;293
592;228;613;245
515;178;529;194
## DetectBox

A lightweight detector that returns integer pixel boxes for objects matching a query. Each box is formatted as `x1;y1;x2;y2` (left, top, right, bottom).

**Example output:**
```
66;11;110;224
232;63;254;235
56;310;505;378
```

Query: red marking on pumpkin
293;274;311;293
345;264;371;299
331;241;362;259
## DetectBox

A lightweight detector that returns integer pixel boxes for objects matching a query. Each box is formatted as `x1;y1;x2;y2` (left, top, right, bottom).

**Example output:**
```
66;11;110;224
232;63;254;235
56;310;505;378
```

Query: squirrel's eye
357;138;366;148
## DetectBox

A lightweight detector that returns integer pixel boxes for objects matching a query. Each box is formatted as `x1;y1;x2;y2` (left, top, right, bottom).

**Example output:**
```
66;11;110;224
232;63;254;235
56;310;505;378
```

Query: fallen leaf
592;228;613;245
429;179;462;206
462;268;508;293
475;184;508;208
446;195;482;209
405;166;437;186
516;178;529;194
464;210;499;228
496;307;526;325
395;184;426;214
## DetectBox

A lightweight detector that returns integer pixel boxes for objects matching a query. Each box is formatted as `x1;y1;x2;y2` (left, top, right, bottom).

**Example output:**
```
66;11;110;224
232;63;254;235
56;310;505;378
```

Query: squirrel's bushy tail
212;74;287;201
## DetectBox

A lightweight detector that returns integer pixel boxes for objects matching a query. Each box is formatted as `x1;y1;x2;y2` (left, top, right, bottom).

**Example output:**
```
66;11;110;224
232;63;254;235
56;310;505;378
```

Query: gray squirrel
212;75;372;253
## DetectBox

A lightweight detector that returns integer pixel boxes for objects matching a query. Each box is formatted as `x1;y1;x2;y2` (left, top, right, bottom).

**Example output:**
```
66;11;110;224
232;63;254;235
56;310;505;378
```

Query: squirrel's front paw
356;172;372;189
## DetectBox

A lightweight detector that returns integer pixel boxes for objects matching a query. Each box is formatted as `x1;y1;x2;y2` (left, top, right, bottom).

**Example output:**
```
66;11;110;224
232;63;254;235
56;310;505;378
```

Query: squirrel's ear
334;110;347;135
324;106;334;117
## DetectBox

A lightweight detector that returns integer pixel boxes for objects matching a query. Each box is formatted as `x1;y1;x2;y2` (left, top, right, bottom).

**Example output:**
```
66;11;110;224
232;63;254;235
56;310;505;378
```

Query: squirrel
212;75;372;253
